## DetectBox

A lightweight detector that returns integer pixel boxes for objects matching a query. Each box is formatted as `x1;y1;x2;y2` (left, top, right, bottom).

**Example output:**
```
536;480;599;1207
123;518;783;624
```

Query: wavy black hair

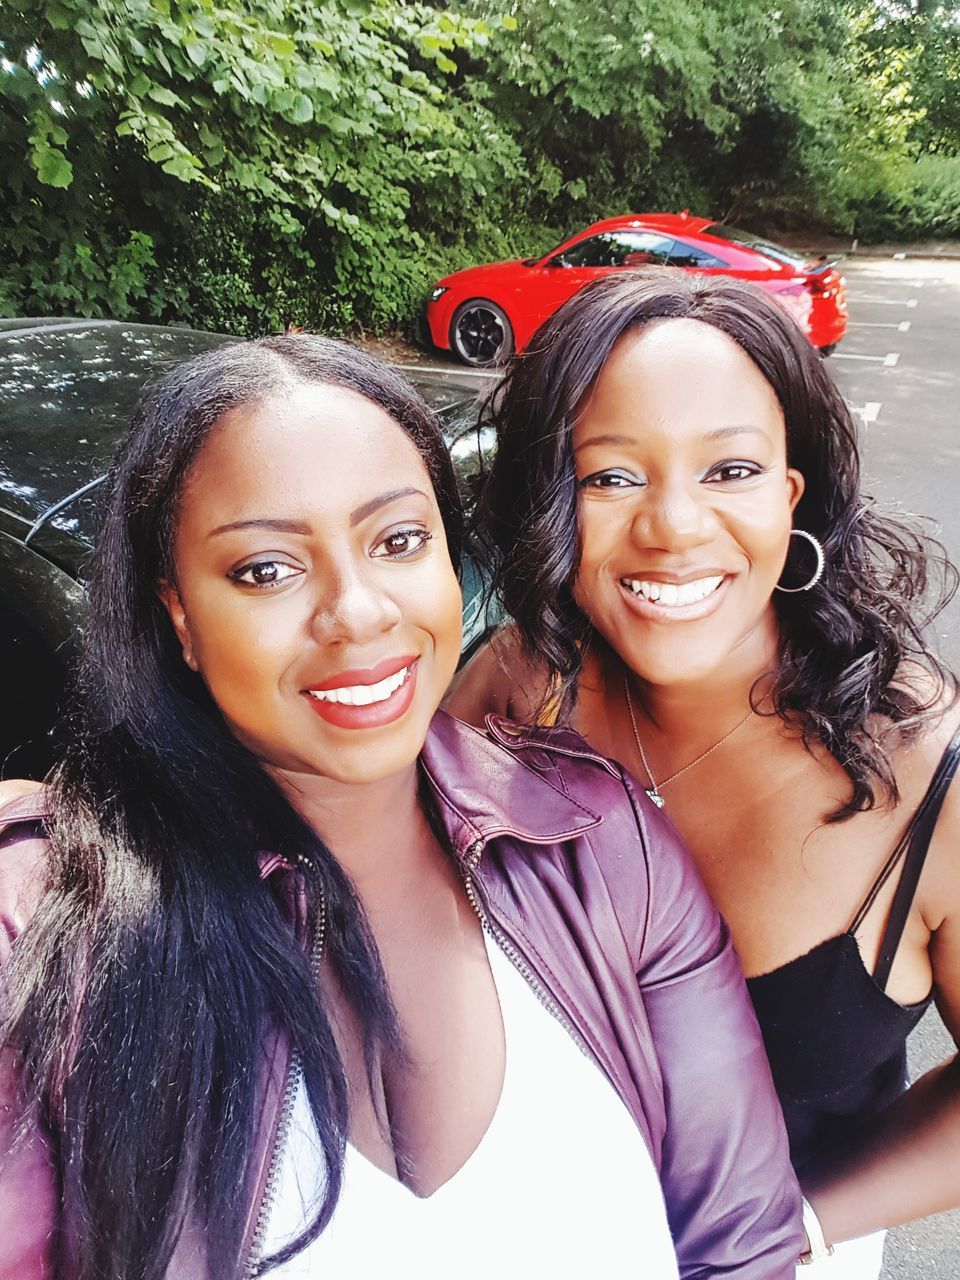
477;269;956;821
2;336;463;1278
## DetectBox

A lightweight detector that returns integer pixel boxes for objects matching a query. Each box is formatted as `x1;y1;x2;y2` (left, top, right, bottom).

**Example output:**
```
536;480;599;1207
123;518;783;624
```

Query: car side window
553;231;675;269
664;241;727;269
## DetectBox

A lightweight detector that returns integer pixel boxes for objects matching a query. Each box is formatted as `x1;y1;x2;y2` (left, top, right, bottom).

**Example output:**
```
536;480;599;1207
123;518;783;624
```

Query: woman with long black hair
0;335;800;1278
449;269;960;1277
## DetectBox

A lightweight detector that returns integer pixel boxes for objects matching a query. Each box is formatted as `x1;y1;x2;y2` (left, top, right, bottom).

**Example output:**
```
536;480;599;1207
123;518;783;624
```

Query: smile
307;666;411;706
304;657;420;730
619;575;724;606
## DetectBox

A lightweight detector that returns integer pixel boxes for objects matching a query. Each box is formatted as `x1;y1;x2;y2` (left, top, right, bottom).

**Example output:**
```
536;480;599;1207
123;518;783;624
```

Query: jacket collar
0;716;605;878
419;710;603;862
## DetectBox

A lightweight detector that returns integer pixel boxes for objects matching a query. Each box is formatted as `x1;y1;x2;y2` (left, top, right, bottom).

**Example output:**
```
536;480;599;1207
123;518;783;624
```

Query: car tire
818;343;837;358
450;299;514;368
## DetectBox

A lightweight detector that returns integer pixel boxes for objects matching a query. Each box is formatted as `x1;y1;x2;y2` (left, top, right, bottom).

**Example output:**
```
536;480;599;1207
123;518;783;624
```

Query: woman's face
571;318;804;689
159;382;462;785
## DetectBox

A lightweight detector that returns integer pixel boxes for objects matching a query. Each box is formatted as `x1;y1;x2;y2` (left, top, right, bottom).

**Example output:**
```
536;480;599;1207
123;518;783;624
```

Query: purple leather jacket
0;711;803;1278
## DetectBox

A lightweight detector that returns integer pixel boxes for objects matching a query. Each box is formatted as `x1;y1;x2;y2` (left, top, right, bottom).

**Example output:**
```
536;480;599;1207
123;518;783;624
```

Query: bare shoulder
0;779;45;811
444;625;551;728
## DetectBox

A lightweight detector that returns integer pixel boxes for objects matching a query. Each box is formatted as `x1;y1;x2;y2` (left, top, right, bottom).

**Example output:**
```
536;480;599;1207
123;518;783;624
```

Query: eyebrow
350;486;428;526
574;425;769;452
207;487;428;538
209;517;312;538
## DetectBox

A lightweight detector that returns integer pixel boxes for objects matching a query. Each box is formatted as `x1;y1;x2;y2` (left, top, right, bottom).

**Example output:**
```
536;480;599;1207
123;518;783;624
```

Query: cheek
572;508;619;609
184;594;299;707
733;502;794;571
430;564;465;670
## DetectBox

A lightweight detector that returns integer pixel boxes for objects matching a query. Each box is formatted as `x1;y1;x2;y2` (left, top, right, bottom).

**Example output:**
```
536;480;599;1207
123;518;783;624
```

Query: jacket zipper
243;890;326;1277
461;838;592;1060
242;1048;301;1278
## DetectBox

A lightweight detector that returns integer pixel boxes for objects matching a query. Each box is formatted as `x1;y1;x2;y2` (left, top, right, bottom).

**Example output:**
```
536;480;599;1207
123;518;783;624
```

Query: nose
632;478;717;552
310;561;402;644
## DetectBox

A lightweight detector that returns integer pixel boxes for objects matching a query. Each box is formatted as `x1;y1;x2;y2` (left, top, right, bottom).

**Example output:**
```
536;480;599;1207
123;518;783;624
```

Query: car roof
0;321;485;576
574;212;716;238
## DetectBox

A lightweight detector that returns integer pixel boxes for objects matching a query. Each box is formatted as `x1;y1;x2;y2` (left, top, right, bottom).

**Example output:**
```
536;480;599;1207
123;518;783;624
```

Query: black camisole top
746;728;960;1172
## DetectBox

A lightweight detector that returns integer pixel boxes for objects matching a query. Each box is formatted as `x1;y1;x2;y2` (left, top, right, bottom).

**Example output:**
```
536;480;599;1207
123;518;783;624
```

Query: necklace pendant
645;788;665;809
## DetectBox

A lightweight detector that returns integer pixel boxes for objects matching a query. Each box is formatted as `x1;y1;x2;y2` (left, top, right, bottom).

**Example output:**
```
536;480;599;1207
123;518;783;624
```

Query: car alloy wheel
450;299;514;367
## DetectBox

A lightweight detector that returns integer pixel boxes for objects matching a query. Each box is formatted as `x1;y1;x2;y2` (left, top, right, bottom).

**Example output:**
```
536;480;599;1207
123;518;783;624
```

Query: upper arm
627;776;804;1277
922;762;960;1047
0;781;44;808
444;626;548;728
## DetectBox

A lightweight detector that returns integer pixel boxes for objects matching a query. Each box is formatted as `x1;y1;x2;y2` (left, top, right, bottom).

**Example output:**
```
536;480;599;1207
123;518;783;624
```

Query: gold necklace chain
623;674;753;809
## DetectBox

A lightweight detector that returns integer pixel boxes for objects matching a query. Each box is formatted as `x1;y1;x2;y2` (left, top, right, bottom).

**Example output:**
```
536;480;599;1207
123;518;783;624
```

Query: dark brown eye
373;528;432;559
228;559;302;588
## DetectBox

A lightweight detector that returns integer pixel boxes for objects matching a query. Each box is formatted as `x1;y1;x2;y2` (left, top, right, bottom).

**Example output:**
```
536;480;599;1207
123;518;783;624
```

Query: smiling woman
0;334;802;1279
449;269;960;1277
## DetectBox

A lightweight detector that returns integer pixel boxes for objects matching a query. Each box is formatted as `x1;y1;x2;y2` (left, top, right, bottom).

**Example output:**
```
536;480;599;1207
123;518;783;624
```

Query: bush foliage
1;0;957;335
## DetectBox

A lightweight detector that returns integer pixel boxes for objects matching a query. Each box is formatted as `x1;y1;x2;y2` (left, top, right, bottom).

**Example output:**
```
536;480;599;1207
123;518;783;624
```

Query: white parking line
846;401;883;426
397;363;499;379
862;402;882;424
847;320;912;331
833;351;899;364
854;297;919;307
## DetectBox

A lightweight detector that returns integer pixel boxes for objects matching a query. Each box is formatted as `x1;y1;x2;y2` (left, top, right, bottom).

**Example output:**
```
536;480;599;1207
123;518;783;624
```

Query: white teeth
309;666;410;706
620;575;724;606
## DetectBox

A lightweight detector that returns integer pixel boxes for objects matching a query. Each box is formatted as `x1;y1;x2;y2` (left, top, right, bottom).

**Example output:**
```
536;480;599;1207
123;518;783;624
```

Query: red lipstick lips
304;655;419;730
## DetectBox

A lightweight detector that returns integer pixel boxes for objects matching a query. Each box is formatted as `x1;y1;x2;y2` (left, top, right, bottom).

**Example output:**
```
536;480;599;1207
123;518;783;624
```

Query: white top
264;932;679;1278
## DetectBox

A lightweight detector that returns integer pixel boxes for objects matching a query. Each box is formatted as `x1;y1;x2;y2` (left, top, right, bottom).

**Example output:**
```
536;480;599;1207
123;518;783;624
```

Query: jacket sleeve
625;769;805;1279
0;808;59;1280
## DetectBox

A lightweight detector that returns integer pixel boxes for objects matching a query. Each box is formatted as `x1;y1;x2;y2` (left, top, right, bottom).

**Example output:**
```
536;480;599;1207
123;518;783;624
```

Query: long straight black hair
477;269;957;820
2;336;463;1277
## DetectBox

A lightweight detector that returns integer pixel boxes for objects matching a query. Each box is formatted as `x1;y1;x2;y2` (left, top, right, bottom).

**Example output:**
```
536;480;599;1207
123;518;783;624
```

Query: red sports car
425;212;847;367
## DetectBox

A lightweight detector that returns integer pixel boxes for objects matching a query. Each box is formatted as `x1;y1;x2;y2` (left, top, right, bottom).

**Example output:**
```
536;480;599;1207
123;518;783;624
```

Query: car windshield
703;223;807;269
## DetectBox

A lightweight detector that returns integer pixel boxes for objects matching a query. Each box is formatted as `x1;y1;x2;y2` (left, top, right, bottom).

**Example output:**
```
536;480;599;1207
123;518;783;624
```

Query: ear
156;579;199;672
786;466;805;513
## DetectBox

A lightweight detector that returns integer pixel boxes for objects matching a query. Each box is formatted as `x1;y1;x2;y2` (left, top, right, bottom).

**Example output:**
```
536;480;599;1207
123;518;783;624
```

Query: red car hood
436;259;531;289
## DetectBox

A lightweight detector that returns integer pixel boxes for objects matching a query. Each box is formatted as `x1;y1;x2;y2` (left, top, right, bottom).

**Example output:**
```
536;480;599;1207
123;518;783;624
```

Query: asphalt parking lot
825;256;960;1280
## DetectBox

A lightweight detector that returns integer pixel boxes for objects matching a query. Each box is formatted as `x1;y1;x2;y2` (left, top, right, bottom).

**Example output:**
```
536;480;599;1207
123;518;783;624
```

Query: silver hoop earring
775;528;825;593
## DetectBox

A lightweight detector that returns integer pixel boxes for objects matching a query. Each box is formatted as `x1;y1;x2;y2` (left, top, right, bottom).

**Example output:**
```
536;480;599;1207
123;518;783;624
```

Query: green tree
0;0;519;328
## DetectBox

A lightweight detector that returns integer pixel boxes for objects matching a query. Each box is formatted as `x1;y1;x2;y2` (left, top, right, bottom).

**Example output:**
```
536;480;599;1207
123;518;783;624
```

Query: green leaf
46;1;74;31
184;41;207;68
436;54;457;74
501;14;518;30
129;72;151;97
148;85;181;107
267;34;296;57
286;93;314;124
36;148;74;188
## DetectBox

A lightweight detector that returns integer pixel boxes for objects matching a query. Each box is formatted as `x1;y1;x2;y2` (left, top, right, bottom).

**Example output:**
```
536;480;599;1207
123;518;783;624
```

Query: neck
597;614;781;742
272;762;436;894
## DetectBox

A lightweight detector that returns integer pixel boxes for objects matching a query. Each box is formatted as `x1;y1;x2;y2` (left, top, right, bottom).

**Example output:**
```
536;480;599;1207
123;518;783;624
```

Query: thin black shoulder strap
866;727;960;990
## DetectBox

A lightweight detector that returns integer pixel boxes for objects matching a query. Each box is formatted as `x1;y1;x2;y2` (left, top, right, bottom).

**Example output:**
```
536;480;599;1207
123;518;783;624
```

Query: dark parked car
0;318;493;778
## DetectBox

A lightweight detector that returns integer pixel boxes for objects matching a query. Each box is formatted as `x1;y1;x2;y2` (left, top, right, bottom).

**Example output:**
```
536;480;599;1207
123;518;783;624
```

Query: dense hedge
1;0;957;337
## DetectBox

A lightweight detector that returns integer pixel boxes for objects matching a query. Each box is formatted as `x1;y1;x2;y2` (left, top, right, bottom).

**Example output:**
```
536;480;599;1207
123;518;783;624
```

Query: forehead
178;382;434;524
575;317;784;439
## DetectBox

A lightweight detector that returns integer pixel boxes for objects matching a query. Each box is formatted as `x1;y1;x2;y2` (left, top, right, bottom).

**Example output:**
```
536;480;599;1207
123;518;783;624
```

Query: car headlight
427;286;449;303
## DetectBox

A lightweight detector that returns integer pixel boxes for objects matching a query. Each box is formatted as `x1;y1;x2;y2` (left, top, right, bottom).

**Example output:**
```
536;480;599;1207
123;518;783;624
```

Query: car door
524;230;676;331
